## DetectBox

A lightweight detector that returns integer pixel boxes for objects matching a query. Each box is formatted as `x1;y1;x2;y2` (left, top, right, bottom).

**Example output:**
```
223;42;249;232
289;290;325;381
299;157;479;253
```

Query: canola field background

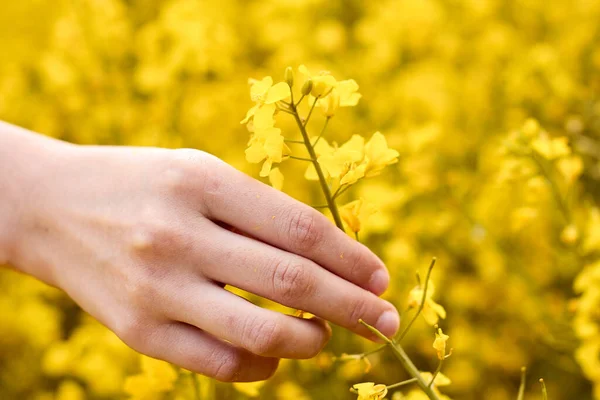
1;0;600;399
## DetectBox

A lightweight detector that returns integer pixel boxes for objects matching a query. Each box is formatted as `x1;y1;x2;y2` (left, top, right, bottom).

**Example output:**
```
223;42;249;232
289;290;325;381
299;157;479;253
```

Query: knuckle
244;317;283;356
170;149;224;209
114;314;155;352
285;209;322;252
205;348;243;382
271;260;314;303
130;214;183;257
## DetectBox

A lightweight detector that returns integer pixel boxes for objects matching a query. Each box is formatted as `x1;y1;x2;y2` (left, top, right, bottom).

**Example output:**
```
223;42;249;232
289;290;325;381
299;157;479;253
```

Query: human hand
2;126;399;382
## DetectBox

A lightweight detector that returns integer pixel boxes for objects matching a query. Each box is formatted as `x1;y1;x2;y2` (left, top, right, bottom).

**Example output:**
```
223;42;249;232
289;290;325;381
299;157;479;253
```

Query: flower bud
284;67;294;87
301;79;313;96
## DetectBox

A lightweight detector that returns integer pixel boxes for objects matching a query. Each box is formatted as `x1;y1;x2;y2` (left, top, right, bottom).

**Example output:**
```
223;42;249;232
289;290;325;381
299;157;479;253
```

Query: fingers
143;322;279;382
199;162;390;295
190;220;400;340
167;280;331;359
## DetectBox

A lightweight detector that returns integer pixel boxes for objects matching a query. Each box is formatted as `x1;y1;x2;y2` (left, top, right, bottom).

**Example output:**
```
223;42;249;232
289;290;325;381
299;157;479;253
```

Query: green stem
388;378;418;390
289;155;313;162
285;139;305;144
517;367;526;400
304;96;319;128
540;379;548;400
428;358;444;388
295;93;306;108
332;184;351;200
397;257;437;342
290;104;345;231
312;117;330;147
359;320;442;400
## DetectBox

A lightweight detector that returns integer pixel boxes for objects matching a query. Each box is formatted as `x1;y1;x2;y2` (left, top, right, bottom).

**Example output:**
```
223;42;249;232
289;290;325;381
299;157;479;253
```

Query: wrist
0;122;69;276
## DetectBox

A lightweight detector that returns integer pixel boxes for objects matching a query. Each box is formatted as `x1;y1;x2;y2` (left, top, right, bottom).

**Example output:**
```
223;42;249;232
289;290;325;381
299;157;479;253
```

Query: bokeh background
1;0;600;399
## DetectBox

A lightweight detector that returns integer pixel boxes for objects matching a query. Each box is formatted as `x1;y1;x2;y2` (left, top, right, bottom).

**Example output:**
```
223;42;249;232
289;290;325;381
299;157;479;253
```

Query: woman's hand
0;122;399;382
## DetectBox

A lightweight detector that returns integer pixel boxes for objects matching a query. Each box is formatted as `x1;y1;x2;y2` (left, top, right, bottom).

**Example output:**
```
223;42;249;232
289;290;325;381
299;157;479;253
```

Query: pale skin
0;121;400;382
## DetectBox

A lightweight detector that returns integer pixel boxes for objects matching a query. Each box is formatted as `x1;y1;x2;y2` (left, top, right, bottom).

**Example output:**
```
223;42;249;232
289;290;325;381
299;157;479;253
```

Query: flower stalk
359;319;442;400
288;100;345;231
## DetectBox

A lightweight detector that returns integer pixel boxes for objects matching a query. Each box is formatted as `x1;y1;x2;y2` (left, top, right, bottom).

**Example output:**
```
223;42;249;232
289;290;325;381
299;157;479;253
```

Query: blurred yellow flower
123;356;178;400
352;382;388;400
433;327;449;360
233;381;266;398
531;134;571;160
408;282;446;325
364;132;400;177
340;198;378;233
557;155;584;184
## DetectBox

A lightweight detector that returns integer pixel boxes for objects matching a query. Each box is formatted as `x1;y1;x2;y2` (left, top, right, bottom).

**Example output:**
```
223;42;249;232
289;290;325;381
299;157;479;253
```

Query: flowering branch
398;257;437;341
359;319;442;400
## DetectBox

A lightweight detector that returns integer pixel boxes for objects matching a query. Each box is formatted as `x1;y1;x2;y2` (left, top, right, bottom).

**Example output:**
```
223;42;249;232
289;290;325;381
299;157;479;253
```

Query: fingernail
375;310;400;338
368;269;390;296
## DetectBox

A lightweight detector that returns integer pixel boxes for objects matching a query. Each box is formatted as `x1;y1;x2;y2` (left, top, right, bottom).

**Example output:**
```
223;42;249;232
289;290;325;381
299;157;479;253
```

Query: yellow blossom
245;127;289;177
561;224;579;245
364;132;399;177
407;281;446;325
557;155;584;184
305;135;364;181
352;382;388;400
433;327;449;360
531;133;571;160
233;381;266;398
340;198;378;233
241;77;290;124
123;356;178;400
321;88;340;117
298;64;337;97
420;372;452;387
269;167;284;190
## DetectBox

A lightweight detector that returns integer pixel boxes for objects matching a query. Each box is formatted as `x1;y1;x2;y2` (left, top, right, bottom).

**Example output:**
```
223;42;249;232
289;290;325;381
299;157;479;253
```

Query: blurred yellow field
1;0;600;399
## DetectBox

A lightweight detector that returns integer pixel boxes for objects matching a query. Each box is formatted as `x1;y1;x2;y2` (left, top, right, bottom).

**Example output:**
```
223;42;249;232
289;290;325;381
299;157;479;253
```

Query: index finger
200;160;390;296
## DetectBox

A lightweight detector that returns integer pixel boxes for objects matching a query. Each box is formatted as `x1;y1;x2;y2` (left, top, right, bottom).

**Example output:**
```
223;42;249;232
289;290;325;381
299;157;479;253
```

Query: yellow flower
56;380;85;400
557;155;584;184
241;77;290;124
336;78;362;106
299;64;337;97
233;381;266;398
304;135;364;181
364;132;399;177
123;356;178;399
321;87;340;117
419;372;451;387
561;224;579;245
521;118;541;139
340;163;367;186
531;133;571;160
407;282;446;325
250;76;291;104
269;167;284;190
352;382;388;400
245;127;289;177
433;327;449;360
340;198;378;233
